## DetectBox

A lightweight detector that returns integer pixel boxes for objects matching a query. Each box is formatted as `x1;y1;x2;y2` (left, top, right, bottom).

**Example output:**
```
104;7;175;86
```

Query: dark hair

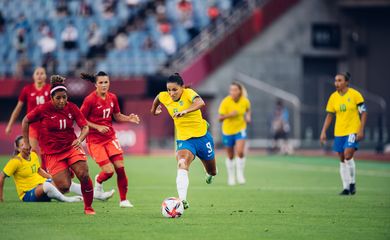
338;72;351;81
80;71;108;84
50;75;67;97
14;135;23;155
167;73;184;86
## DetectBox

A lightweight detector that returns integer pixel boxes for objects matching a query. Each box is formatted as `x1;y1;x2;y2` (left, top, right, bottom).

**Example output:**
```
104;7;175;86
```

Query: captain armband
357;103;367;114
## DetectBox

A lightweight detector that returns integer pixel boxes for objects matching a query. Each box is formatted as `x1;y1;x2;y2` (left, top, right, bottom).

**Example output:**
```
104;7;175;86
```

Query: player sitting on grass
0;136;83;203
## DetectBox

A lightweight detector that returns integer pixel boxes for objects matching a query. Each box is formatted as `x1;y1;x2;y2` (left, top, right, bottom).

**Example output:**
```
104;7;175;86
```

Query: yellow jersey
159;88;208;140
326;87;364;137
3;152;46;200
219;96;251;135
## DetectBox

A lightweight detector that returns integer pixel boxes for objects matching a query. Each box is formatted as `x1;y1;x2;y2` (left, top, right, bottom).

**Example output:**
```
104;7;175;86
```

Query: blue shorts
333;134;359;153
222;129;247;147
22;181;51;202
176;132;215;161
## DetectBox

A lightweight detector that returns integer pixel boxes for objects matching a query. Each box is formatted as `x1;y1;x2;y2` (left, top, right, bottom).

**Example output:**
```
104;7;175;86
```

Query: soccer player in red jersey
22;75;95;215
80;72;140;208
6;67;51;168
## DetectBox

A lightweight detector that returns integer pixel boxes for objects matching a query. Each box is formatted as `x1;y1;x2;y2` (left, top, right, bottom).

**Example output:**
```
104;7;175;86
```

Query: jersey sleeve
186;88;200;102
26;105;43;123
325;94;335;113
80;97;91;118
112;94;120;114
18;86;28;103
71;104;88;128
354;90;364;105
3;158;21;177
218;99;228;115
158;92;169;105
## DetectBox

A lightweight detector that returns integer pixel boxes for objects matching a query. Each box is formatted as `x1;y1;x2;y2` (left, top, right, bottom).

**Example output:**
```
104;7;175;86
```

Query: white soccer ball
161;197;184;218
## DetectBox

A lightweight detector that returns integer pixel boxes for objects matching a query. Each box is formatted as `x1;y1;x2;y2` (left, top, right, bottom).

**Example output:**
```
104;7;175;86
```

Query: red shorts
44;148;87;176
87;139;123;167
29;123;39;140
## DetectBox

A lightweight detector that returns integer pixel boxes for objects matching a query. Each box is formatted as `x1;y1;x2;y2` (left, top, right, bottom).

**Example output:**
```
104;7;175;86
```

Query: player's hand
230;110;238;117
173;110;187;118
5;125;11;135
129;113;140;124
96;125;110;134
356;131;364;141
154;105;163;115
320;132;327;145
245;114;251;123
71;139;82;149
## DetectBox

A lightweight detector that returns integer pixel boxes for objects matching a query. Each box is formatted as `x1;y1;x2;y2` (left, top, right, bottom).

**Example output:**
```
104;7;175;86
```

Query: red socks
81;177;94;209
115;167;128;201
97;171;114;184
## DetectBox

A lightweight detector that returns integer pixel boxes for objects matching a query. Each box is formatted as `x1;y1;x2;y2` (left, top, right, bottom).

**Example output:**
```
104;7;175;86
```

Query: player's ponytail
81;71;108;84
232;82;248;98
50;75;67;97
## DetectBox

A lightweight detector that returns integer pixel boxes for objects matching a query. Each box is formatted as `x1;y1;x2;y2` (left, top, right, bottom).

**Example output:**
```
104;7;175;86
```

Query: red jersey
80;91;120;144
26;101;88;154
18;83;51;113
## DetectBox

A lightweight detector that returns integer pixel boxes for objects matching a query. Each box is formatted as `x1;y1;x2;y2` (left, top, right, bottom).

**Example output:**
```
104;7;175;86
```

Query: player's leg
176;148;195;209
344;147;357;195
71;160;95;214
34;181;83;202
87;142;114;196
51;168;72;193
334;136;351;195
235;139;246;184
112;157;133;208
223;134;236;186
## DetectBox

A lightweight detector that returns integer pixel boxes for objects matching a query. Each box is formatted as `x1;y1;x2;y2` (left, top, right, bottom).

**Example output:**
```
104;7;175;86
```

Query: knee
177;158;189;170
345;154;353;160
76;170;90;183
56;183;71;193
237;152;245;158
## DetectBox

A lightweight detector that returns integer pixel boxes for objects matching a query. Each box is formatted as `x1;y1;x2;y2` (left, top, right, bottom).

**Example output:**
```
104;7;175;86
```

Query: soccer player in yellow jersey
151;73;217;209
218;82;251;185
0;136;83;202
320;72;367;195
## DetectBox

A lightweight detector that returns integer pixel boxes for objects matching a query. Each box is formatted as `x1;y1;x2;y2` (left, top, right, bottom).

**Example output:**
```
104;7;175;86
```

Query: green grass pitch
0;154;389;240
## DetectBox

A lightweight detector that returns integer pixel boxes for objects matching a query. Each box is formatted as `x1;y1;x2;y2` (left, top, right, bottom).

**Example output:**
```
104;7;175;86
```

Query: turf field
0;154;389;240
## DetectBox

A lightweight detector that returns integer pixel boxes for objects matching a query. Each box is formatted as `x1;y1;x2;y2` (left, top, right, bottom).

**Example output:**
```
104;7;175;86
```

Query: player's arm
151;94;163;116
38;168;52;179
357;103;367;141
245;108;252;123
72;125;89;149
22;115;32;151
320;113;334;145
0;172;7;202
5;101;24;135
86;120;110;134
219;111;239;121
174;96;205;118
113;112;140;124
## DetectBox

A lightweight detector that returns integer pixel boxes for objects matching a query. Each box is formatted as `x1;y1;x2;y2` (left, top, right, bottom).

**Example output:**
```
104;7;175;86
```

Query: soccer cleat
182;199;189;209
205;174;214;184
120;200;134;208
349;183;356;195
84;207;96;215
339;189;350;195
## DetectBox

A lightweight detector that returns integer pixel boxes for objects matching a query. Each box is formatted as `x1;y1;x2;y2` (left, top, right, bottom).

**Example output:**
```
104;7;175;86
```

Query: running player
0;136;83;203
80;71;140;208
320;72;367;195
22;75;95;214
5;67;50;169
218;82;251;185
150;73;217;209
